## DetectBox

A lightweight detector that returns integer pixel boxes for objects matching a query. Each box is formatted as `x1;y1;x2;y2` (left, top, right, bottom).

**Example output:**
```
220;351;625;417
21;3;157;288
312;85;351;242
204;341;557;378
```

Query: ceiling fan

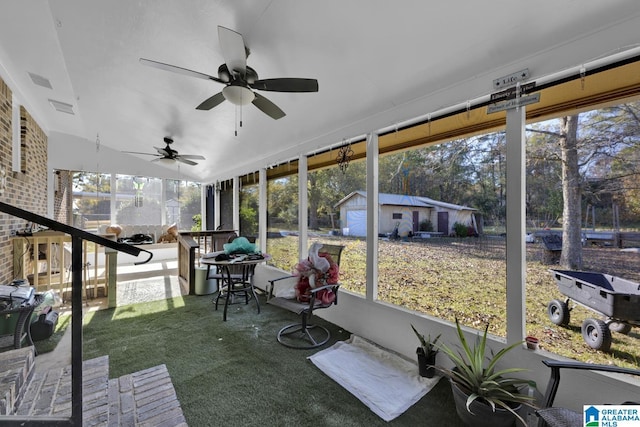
123;137;205;166
140;25;318;120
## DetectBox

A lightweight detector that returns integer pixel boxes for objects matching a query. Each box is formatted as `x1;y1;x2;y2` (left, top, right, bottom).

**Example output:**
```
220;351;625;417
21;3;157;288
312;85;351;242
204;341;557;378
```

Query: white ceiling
1;1;639;183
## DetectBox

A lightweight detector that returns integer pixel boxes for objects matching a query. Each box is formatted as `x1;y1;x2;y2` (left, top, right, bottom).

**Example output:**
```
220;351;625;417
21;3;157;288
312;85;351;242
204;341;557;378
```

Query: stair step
5;350;187;425
17;354;110;425
109;364;187;427
0;346;35;415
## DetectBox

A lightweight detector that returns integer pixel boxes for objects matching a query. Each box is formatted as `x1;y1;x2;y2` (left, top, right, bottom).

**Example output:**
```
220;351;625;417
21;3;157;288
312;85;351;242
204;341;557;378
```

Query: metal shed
334;191;478;237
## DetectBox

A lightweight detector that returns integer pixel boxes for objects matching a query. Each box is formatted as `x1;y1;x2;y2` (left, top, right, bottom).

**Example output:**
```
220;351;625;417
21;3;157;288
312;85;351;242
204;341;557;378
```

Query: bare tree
559;114;583;269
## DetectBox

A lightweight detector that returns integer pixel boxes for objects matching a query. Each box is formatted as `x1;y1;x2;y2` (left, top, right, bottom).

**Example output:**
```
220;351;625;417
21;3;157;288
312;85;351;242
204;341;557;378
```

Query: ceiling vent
48;99;75;115
28;72;53;89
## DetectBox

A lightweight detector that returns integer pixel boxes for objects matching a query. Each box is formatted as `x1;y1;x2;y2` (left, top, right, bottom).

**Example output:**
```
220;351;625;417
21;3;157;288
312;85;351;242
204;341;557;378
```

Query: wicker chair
267;244;344;349
535;359;640;427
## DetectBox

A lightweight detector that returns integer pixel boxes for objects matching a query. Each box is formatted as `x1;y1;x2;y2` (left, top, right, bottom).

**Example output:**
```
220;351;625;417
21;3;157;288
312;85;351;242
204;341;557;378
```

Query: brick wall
53;170;73;225
0;76;48;284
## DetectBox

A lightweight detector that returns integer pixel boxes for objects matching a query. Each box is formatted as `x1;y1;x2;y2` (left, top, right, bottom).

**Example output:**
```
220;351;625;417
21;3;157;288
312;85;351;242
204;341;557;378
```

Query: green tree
467;133;507;226
73;172;111;223
116;199;162;225
378;141;475;203
267;176;298;230
559;114;583;269
526;125;564;228
240;184;258;236
614;145;640;223
178;182;201;230
585;103;640;225
308;161;366;230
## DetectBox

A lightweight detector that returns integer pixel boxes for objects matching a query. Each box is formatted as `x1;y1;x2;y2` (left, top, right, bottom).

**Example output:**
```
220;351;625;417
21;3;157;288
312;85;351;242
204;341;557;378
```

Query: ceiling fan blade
139;58;225;83
252;93;285;120
153;146;171;156
177;154;206;160
122;150;159;157
252;78;319;93
175;157;198;166
218;26;247;77
196;92;226;110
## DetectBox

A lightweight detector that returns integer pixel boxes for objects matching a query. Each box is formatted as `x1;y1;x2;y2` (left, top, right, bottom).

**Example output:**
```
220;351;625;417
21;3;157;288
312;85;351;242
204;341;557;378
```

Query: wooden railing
12;231;116;301
0;201;151;426
177;230;237;294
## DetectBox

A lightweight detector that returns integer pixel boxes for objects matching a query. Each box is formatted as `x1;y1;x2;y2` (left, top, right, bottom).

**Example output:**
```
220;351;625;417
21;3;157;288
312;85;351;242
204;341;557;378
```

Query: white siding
338;192;476;236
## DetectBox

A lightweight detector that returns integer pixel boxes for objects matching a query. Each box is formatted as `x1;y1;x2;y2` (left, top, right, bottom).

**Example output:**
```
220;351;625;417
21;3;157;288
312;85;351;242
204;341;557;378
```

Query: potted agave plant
411;324;441;378
438;318;533;427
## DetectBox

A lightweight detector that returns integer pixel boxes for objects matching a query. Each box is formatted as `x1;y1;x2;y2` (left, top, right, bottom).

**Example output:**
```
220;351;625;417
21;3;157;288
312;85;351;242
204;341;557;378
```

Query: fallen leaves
270;236;640;369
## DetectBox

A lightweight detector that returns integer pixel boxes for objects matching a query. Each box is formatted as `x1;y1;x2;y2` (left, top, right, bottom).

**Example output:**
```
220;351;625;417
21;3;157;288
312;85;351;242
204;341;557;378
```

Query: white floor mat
116;275;183;306
308;335;441;421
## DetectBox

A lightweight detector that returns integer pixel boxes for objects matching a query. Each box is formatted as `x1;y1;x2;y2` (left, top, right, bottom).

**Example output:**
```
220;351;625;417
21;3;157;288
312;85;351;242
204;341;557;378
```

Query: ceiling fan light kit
155;157;177;165
223;84;255;105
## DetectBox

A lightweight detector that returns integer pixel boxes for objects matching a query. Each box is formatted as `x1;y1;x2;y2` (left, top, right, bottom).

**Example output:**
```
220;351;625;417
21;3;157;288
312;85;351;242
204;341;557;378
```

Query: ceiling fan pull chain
235;106;238;136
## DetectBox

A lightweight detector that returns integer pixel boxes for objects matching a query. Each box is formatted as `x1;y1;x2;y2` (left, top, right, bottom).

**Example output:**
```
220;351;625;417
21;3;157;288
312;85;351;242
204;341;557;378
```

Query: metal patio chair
267;244;344;349
535;359;640;427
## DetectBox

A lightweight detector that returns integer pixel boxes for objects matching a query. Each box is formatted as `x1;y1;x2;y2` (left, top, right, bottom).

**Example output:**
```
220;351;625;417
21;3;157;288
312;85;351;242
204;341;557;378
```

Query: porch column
200;184;207;230
505;105;527;345
258;168;267;254
298;154;308;258
160;179;167;225
366;132;379;301
233;176;240;232
214;182;221;230
110;174;117;224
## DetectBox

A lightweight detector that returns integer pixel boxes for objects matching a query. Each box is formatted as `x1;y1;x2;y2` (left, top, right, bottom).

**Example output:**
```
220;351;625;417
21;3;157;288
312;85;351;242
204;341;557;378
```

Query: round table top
200;254;269;266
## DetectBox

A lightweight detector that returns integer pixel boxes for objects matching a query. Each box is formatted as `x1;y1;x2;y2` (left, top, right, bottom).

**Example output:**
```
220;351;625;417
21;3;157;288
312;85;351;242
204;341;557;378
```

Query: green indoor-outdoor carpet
83;294;463;426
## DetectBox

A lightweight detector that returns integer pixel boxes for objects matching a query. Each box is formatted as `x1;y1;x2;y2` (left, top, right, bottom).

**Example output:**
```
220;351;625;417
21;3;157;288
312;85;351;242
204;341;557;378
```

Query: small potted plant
438;318;534;427
411;324;440;378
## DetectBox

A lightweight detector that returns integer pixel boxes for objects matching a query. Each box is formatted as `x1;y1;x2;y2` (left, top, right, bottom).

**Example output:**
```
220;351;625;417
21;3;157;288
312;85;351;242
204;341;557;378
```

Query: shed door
412;211;419;233
437;211;449;234
346;209;366;236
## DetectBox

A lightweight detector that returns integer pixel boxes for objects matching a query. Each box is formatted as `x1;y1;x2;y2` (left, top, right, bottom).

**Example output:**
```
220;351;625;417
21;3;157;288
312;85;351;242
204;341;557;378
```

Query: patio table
200;255;268;321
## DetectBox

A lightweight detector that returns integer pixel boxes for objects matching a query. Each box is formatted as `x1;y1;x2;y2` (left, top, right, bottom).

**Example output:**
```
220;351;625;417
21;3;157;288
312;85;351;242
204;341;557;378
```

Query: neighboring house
334;191;479;237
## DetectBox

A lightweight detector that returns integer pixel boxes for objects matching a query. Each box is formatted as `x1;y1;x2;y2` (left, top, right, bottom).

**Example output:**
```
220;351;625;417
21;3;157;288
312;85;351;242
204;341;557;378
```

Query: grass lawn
266;235;640;369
